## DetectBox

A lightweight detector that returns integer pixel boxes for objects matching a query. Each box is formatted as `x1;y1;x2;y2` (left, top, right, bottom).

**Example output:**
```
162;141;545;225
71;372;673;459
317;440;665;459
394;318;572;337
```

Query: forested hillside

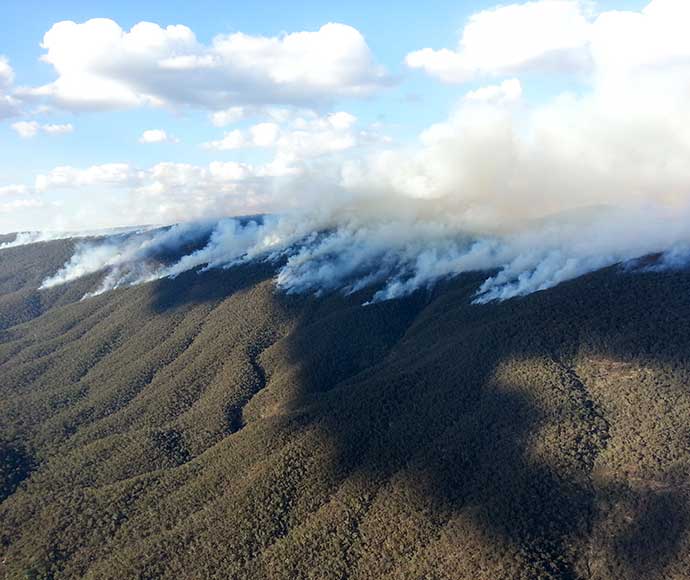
1;237;690;579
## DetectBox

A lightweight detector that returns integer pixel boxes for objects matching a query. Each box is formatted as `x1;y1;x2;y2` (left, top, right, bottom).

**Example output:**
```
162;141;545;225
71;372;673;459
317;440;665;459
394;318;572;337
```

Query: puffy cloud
407;0;690;85
0;55;20;119
20;19;390;112
138;128;179;143
250;122;280;147
0;184;44;223
0;56;14;87
35;163;140;191
276;113;359;159
11;120;74;138
41;123;74;135
210;106;249;127
464;78;522;104
43;123;74;135
0;182;45;216
0;94;18;118
406;0;591;82
203;111;371;163
591;0;690;72
204;129;246;151
11;121;39;138
327;111;358;131
210;106;311;127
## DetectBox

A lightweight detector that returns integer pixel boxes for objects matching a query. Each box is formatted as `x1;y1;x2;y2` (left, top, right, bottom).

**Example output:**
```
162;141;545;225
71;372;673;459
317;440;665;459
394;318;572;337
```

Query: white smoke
39;222;214;293
162;218;266;278
34;1;690;304
36;201;690;305
0;231;65;249
0;226;153;250
0;230;98;249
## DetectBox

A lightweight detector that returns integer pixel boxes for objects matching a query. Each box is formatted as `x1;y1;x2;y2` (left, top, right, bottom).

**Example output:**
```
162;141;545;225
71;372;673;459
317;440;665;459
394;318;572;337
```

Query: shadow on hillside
607;482;689;579
272;266;690;578
148;261;278;314
3;250;689;578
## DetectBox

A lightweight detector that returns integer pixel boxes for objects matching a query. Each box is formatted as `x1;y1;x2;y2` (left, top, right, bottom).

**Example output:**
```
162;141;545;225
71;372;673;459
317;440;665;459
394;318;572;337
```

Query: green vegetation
1;240;690;579
0;239;103;331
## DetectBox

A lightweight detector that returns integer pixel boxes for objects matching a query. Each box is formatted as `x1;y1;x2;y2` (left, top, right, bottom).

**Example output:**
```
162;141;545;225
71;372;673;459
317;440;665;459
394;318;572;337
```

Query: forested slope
1;238;690;579
0;239;103;331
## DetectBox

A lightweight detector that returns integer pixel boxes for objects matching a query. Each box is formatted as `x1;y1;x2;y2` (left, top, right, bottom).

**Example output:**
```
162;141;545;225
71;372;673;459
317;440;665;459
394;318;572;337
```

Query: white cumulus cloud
11;121;40;138
209;105;312;127
11;120;73;138
407;0;690;85
210;106;249;127
42;123;74;135
464;78;522;104
19;19;390;112
35;163;140;192
138;129;179;143
202;110;372;164
406;0;591;82
0;55;14;87
0;56;21;119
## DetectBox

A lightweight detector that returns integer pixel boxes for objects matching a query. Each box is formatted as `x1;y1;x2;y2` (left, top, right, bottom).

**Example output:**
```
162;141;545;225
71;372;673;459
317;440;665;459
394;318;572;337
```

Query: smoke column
26;0;690;303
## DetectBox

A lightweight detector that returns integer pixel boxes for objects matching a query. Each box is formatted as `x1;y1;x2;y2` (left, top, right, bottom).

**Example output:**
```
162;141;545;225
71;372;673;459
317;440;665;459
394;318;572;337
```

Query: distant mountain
1;237;689;579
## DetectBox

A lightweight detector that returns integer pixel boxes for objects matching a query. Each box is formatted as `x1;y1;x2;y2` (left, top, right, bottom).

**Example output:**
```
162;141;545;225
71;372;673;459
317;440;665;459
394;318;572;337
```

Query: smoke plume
39;223;215;294
0;226;153;250
25;0;690;303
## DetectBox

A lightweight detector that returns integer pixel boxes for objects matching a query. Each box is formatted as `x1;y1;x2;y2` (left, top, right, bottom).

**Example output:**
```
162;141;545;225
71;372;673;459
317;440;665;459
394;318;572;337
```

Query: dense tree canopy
1;239;689;579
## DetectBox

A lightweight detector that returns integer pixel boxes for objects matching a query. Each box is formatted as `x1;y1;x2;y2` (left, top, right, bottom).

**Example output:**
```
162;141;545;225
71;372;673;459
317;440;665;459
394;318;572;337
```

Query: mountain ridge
1;239;690;579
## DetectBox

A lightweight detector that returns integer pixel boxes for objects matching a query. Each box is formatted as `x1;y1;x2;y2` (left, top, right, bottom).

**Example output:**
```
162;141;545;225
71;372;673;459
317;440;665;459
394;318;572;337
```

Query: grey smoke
39;222;215;293
33;29;690;304
34;200;690;304
0;226;153;250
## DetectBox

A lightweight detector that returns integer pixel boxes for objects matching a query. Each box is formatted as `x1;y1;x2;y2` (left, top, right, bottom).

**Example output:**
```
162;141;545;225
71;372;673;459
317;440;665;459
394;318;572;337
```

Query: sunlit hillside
1;238;689;579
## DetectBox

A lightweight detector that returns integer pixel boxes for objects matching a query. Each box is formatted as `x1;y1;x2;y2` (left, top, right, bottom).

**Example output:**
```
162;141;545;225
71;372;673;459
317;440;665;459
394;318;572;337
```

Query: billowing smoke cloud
33;201;690;305
32;1;690;304
39;223;215;294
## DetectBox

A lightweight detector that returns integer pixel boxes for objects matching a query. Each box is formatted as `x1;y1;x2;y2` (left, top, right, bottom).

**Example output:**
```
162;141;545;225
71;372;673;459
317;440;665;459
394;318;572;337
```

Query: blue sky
0;0;659;232
0;0;476;172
